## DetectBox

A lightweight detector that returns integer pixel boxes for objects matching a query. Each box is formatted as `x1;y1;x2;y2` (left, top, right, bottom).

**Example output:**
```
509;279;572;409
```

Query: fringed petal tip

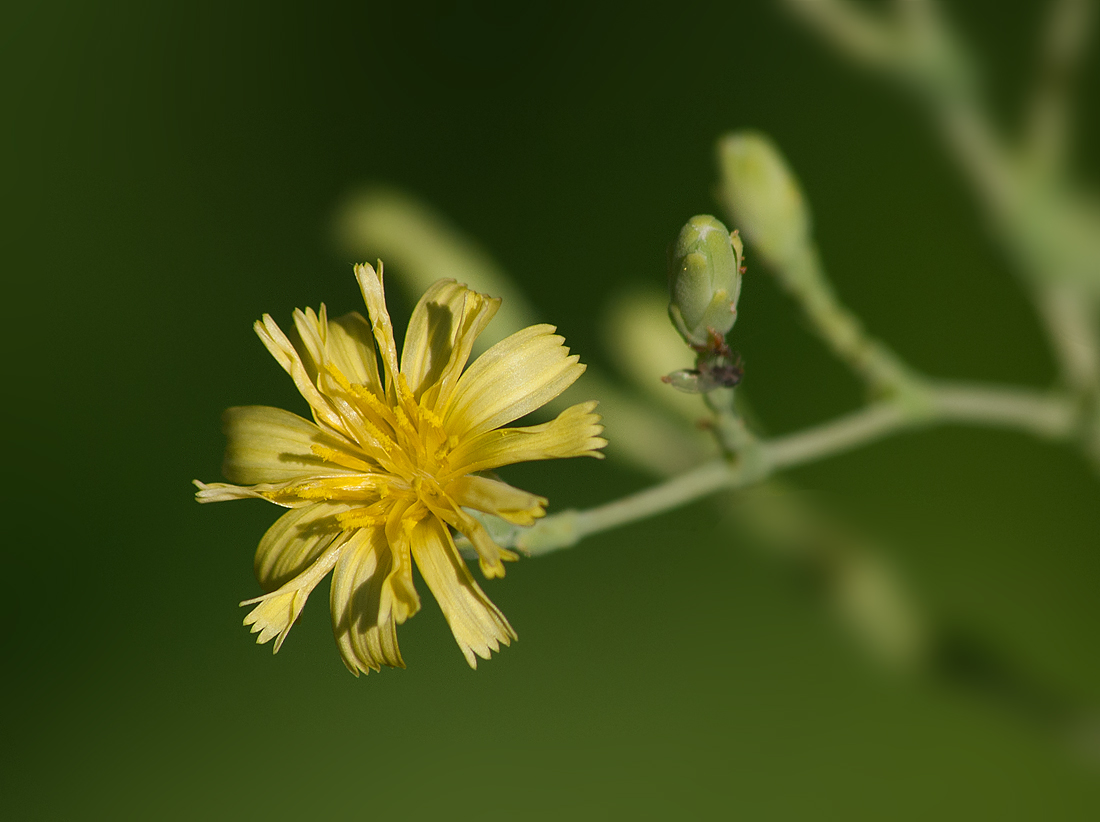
329;530;413;677
240;590;306;653
477;548;519;580
409;521;517;669
460;629;515;670
193;479;248;504
238;543;344;653
544;400;608;460
570;400;608;459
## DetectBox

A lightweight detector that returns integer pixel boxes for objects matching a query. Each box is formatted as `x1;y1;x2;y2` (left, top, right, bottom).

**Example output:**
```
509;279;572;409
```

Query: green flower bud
716;132;811;268
668;214;743;347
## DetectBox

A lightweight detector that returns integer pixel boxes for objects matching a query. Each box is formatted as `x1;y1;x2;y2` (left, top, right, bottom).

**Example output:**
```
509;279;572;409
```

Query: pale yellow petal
447;475;547;527
253;314;353;437
288;304;329;384
400;279;500;409
427;502;519;578
382;499;423;624
429;290;500;414
290;306;385;402
402;280;466;395
445;401;607;476
330;527;405;676
240;537;345;652
253;502;352;590
409;518;516;668
219;405;366;485
354;261;401;397
286;306;392;449
328;311;384;396
193;479;312;506
444;324;585;439
194;475;388;510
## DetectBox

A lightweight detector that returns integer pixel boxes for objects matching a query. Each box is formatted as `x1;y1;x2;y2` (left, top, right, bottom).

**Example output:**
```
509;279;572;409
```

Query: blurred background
4;0;1100;818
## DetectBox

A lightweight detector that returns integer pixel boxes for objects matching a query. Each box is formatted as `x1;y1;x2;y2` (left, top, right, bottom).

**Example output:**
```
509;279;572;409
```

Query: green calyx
668;214;743;348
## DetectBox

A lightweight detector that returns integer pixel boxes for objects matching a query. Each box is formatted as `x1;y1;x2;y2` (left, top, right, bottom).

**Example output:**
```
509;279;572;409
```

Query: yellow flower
195;262;606;674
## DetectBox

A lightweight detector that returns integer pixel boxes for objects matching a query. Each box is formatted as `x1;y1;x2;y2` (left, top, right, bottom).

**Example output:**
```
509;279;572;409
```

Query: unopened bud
716;132;811;268
668;215;743;347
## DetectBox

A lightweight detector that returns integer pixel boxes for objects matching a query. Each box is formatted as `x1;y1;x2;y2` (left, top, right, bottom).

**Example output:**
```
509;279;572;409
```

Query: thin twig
1025;0;1096;178
487;381;1077;557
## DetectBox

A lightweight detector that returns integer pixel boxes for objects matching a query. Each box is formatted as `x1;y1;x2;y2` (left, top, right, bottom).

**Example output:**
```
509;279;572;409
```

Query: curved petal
354;261;401;397
381;500;423;624
253;502;351;590
427;501;518;579
220;405;367;485
443;324;585;439
193;479;313;507
330;527;405;676
328;311;383;395
240;535;346;652
447;475;546;527
254;314;351;437
400;279;500;409
288;304;329;385
290;306;385;402
409;518;516;668
445;401;606;477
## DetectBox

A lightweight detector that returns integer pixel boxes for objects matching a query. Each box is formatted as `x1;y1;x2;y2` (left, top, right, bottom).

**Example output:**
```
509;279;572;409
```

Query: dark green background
5;1;1100;819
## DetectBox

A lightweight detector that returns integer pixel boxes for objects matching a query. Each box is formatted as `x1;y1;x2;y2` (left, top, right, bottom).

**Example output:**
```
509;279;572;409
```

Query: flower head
196;262;606;674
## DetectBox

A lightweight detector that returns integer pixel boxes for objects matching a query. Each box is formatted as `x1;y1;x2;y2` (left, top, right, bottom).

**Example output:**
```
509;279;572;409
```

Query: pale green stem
703;387;760;457
775;247;927;399
473;381;1077;558
570;459;737;543
1033;277;1100;398
1024;0;1094;179
764;401;909;468
931;380;1079;434
786;0;1100;403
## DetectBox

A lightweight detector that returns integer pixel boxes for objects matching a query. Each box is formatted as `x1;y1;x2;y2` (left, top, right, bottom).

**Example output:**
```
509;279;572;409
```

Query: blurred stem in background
336;0;1099;756
783;0;1100;456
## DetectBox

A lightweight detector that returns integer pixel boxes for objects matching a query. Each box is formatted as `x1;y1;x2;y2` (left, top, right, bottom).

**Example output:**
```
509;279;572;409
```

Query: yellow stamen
311;445;374;472
324;361;354;393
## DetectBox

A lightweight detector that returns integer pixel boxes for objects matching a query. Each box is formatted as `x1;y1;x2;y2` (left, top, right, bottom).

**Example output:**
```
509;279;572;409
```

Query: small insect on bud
716;132;811;269
668;214;744;348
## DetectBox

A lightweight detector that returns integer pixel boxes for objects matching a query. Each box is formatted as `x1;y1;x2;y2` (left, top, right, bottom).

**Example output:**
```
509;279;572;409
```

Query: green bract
717;132;811;268
668;215;743;347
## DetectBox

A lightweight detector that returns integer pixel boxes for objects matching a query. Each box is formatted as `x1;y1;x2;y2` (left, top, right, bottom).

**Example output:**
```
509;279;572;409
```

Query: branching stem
479;380;1077;558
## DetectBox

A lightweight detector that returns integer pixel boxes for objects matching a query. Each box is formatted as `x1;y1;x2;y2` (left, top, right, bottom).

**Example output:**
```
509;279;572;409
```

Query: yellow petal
427;502;519;578
382;499;423;623
328;311;384;395
446;401;607;476
254;313;356;437
354;261;402;398
290;306;386;402
444;324;585;439
193;479;311;506
220;405;367;485
330;527;405;676
253;502;351;590
399;279;465;394
400;279;500;410
288;304;329;384
286;307;395;450
447;475;547;527
409;518;516;668
240;537;345;652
